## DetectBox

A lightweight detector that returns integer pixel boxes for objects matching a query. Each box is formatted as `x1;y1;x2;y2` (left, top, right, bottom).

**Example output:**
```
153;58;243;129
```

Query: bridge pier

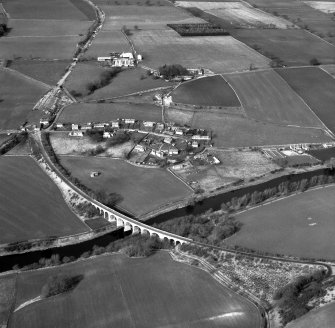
108;214;116;223
124;222;132;232
132;226;141;235
116;218;124;227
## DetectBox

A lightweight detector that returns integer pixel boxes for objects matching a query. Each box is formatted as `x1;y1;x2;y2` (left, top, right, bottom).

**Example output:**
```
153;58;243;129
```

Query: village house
81;123;92;130
71;124;79;130
163;137;173;144
124;118;135;124
169;147;179;156
192;133;211;141
69;131;83;137
143;121;155;128
192;141;199;148
175;129;183;136
111;120;120;128
55;123;64;129
134;144;146;152
94;123;108;129
103;132;113;138
156;123;164;131
40;118;50;126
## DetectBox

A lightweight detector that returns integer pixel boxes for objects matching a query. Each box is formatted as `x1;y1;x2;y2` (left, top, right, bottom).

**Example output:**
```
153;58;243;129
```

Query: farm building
192;141;199;148
69;131;83;137
97;52;141;68
164;137;173;144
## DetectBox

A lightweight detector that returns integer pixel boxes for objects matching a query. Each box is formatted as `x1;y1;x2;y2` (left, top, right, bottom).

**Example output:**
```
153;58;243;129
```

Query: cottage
69;131;83;137
163;137;173;144
169;147;179;155
103;132;113;138
71;124;79;130
134;144;145;152
192;141;199;148
175;129;183;136
111;121;120;128
143;121;155;128
125;118;135;124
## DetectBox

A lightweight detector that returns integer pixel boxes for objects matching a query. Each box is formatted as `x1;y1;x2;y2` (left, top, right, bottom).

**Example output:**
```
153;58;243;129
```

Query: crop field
287;302;335;328
227;185;335;260
245;0;335;43
176;1;294;29
0;275;16;327
59;156;192;216
230;29;335;66
102;5;205;30
166;108;332;147
7;19;92;37
171;75;240;107
1;0;91;20
131;29;270;72
10;252;260;328
94;0;173;5
276;67;335;134
0;68;49;130
58;102;162;123
83;30;131;59
9;60;71;86
0;156;88;244
224;70;323;127
321;64;335;77
304;1;335;14
0;36;84;60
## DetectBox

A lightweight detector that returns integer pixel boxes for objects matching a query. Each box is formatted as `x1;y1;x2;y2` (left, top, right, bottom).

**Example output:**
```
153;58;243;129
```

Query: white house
163;137;173;144
135;144;145;152
111;121;120;128
56;123;64;129
103;132;113;138
40;118;50;126
192;141;199;148
169;147;179;155
175;129;183;136
125;118;135;124
71;124;79;130
69;131;83;137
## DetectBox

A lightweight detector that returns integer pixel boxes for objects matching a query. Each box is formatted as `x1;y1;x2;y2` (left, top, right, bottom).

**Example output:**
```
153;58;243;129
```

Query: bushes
106;131;130;147
158;64;189;79
41;274;84;298
86;68;121;94
167;23;229;37
0;132;27;155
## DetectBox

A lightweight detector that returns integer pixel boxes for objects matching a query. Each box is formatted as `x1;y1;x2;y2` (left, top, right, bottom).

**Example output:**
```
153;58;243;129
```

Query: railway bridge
90;201;190;245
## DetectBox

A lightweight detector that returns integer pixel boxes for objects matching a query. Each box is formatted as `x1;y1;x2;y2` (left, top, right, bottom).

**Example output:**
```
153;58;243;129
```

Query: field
0;36;85;60
304;1;335;14
165;108;332;147
101;5;204;30
308;147;335;162
287;302;335;328
171;75;240;107
224;70;323;127
65;64;169;98
0;156;88;244
1;0;91;20
176;1;294;29
321;64;335;77
0;275;16;327
9;252;260;328
57;102;162;123
276;67;335;134
230;29;335;66
0;68;49;130
83;30;131;59
9;60;71;86
245;0;335;43
227;185;335;260
130;29;270;72
59;156;193;216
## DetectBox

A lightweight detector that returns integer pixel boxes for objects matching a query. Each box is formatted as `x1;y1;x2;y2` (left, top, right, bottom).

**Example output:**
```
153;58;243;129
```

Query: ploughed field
227;185;335;260
57;102;162;123
59;156;193;217
0;156;88;244
171;75;240;107
276;67;335;134
224;69;323;127
0;68;49;130
9;252;261;328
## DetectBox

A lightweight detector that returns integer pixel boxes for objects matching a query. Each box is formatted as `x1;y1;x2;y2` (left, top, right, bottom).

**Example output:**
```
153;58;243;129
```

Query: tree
310;57;321;66
158;64;189;79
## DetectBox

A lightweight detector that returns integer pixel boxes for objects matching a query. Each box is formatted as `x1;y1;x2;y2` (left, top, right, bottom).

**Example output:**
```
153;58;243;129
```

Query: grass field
227;185;335;259
83;30;131;59
65;64;169;98
176;1;294;29
10;252;261;328
7;19;92;37
0;36;84;60
94;0;173;6
304;1;335;14
0;275;16;327
58;102;162;123
224;70;323;127
0;156;88;244
171;75;240;107
166;108;332;147
102;5;205;29
9;60;71;86
0;68;49;130
1;0;90;20
230;29;335;66
59;156;193;216
130;29;270;72
276;67;335;134
321;64;335;77
245;0;335;43
287;302;335;328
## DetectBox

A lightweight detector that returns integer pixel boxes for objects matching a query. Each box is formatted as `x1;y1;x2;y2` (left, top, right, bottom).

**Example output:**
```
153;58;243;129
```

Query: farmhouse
175;129;183;136
69;131;83;137
156;123;165;131
39;118;50;126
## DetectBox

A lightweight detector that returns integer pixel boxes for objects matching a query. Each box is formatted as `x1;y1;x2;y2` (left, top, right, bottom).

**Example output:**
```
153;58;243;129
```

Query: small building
151;149;164;158
156;123;164;131
192;141;199;148
40;118;50;126
135;144;145;152
97;57;112;62
71;124;79;130
69;131;83;137
94;123;107;129
90;171;100;177
175;129;183;136
192;134;211;141
55;123;64;129
81;124;92;130
125;118;135;124
143;121;155;128
163;137;173;144
208;155;220;165
103;132;113;138
111;121;120;128
137;54;142;62
169;147;179;155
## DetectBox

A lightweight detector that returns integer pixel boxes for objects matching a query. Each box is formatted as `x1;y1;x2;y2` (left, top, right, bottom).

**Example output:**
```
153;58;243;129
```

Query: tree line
167;23;229;37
